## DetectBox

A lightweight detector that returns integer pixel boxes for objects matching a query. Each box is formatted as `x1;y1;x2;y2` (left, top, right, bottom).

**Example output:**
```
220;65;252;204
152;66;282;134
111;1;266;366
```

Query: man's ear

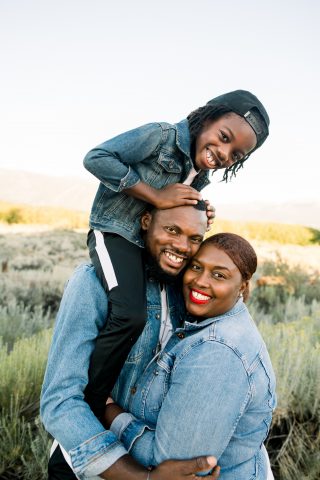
141;211;152;232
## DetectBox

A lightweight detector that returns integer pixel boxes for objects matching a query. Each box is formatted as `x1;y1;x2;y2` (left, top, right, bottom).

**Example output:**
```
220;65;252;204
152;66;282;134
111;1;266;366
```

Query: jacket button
177;332;185;339
155;314;160;320
154;370;159;375
130;386;137;395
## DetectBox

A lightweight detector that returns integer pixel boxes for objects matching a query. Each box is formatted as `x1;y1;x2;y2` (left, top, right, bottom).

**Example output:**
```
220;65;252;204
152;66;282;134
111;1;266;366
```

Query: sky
1;0;320;208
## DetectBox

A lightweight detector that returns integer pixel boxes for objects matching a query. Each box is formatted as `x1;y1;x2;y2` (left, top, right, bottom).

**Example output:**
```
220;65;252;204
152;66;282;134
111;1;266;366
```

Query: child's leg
85;230;146;419
48;444;77;479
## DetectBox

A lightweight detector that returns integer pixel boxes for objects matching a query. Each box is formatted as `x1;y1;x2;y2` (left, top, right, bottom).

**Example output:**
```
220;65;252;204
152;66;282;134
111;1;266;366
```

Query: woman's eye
190;264;201;271
212;272;224;279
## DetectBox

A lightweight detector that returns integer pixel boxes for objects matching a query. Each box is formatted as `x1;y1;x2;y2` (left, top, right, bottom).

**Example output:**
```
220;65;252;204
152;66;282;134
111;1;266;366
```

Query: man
41;203;220;479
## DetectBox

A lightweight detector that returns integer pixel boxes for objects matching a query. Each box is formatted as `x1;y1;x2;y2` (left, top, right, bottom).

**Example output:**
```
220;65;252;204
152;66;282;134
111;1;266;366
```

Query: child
83;89;270;419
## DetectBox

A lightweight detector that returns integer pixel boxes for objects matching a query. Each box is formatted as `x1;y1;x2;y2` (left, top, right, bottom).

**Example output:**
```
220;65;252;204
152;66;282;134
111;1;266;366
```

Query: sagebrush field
0;210;319;479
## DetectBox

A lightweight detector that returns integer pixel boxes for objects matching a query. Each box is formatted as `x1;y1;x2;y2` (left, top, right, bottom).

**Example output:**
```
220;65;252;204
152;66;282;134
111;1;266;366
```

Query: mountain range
0;168;319;229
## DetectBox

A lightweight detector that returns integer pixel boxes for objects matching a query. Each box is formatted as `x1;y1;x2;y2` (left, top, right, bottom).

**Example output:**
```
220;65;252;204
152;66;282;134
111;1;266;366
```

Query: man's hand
204;200;215;231
152;455;220;479
100;454;220;479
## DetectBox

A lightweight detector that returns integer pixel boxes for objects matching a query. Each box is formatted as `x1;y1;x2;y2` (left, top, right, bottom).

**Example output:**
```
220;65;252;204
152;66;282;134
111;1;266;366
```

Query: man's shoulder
65;263;107;300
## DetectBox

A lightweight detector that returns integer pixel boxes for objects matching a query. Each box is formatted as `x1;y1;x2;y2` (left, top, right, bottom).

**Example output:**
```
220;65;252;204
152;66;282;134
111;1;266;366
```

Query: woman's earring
239;293;243;298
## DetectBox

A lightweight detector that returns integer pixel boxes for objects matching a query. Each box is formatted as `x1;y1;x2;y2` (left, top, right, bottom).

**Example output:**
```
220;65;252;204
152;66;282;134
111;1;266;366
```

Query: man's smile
162;249;187;267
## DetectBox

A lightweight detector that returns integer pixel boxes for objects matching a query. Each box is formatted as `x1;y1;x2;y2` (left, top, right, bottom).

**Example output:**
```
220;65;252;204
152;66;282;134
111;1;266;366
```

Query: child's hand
205;199;216;231
155;184;202;209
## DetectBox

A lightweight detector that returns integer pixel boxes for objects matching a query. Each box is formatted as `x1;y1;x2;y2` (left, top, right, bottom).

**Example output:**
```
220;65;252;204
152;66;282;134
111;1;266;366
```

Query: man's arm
40;264;220;479
40;264;128;477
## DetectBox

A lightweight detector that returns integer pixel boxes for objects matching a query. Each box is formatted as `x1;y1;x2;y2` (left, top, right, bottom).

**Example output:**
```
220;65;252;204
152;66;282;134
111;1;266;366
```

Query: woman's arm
108;341;250;466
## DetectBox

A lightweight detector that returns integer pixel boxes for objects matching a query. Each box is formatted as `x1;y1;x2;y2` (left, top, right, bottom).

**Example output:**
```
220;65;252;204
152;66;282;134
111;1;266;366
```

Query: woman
105;233;276;479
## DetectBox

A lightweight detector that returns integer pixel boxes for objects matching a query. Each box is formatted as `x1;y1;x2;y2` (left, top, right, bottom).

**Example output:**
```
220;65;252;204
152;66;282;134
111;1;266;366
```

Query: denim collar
180;299;247;331
175;119;192;159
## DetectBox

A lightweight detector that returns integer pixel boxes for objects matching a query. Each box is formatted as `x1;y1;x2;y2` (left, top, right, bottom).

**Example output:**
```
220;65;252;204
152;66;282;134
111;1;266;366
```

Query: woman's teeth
192;290;210;301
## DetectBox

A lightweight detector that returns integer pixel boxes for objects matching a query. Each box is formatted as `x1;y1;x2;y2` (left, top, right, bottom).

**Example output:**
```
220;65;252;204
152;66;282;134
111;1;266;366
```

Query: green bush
0;302;53;350
249;256;320;321
0;329;53;479
261;315;320;479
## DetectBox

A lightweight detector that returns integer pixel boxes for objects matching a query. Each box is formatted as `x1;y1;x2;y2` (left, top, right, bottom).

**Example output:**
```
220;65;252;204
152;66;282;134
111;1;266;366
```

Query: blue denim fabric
83;120;210;246
40;264;183;478
110;301;277;479
41;264;276;479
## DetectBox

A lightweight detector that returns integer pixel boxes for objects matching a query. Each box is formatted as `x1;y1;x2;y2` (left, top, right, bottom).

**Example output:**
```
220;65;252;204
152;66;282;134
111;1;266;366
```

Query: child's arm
123;182;202;209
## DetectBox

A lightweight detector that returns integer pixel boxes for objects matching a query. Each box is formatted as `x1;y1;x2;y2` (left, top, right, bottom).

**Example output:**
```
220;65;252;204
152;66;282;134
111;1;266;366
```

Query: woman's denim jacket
40;264;276;479
111;296;277;479
84;120;210;246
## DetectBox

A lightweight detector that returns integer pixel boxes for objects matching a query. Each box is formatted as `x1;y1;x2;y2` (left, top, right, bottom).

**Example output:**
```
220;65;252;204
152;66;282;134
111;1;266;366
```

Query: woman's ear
140;211;152;232
239;280;249;297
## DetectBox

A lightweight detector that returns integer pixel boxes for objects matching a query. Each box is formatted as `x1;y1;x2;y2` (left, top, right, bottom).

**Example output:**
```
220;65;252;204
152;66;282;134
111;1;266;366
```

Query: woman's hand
151;455;220;479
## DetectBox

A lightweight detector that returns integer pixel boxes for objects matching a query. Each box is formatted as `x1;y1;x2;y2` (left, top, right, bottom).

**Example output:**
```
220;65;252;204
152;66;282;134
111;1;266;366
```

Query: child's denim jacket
84;119;210;246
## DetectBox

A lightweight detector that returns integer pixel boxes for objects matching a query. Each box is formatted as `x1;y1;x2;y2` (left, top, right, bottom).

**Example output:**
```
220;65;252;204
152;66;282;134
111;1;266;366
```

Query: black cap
207;90;269;148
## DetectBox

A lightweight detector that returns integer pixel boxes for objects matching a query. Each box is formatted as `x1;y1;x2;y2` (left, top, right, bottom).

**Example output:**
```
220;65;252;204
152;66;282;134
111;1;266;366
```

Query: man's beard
143;250;185;286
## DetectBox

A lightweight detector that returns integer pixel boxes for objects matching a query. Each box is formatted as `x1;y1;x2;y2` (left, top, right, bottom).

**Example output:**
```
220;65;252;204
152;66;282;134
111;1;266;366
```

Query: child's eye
220;131;229;142
232;152;243;162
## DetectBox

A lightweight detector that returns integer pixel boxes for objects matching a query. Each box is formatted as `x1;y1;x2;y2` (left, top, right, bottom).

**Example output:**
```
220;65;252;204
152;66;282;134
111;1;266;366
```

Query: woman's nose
194;271;210;288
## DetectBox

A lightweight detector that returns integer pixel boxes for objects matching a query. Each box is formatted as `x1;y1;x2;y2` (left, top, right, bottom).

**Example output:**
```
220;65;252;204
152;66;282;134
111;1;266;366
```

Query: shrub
0;302;53;350
249;257;320;320
261;315;320;479
0;329;53;479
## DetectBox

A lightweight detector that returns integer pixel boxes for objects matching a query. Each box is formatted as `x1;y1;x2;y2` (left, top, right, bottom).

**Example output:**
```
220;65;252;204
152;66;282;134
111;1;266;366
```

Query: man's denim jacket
40;264;183;478
83;120;210;246
41;264;276;479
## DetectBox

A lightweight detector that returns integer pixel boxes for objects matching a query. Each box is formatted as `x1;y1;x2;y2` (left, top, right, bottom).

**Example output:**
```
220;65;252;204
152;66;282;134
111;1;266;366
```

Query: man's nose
172;236;191;254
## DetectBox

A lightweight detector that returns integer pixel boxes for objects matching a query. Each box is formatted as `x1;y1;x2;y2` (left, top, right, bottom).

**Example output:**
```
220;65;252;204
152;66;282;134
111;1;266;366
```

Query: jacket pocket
157;151;182;174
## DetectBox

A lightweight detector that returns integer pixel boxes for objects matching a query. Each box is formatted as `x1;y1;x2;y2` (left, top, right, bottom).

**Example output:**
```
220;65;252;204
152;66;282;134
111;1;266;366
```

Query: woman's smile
188;288;212;304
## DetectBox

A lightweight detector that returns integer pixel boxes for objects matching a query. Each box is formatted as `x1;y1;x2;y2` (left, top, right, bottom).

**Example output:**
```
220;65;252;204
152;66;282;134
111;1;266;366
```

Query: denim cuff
118;166;141;192
112;413;152;452
110;412;134;439
69;430;128;478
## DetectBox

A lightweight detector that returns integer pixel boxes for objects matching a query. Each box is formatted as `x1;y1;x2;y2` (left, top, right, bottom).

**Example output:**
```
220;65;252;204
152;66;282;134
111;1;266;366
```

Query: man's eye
191;237;202;244
165;227;177;234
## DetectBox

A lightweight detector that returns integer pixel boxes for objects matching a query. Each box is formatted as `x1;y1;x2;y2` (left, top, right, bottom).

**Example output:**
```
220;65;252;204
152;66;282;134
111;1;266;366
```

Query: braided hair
187;104;251;182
